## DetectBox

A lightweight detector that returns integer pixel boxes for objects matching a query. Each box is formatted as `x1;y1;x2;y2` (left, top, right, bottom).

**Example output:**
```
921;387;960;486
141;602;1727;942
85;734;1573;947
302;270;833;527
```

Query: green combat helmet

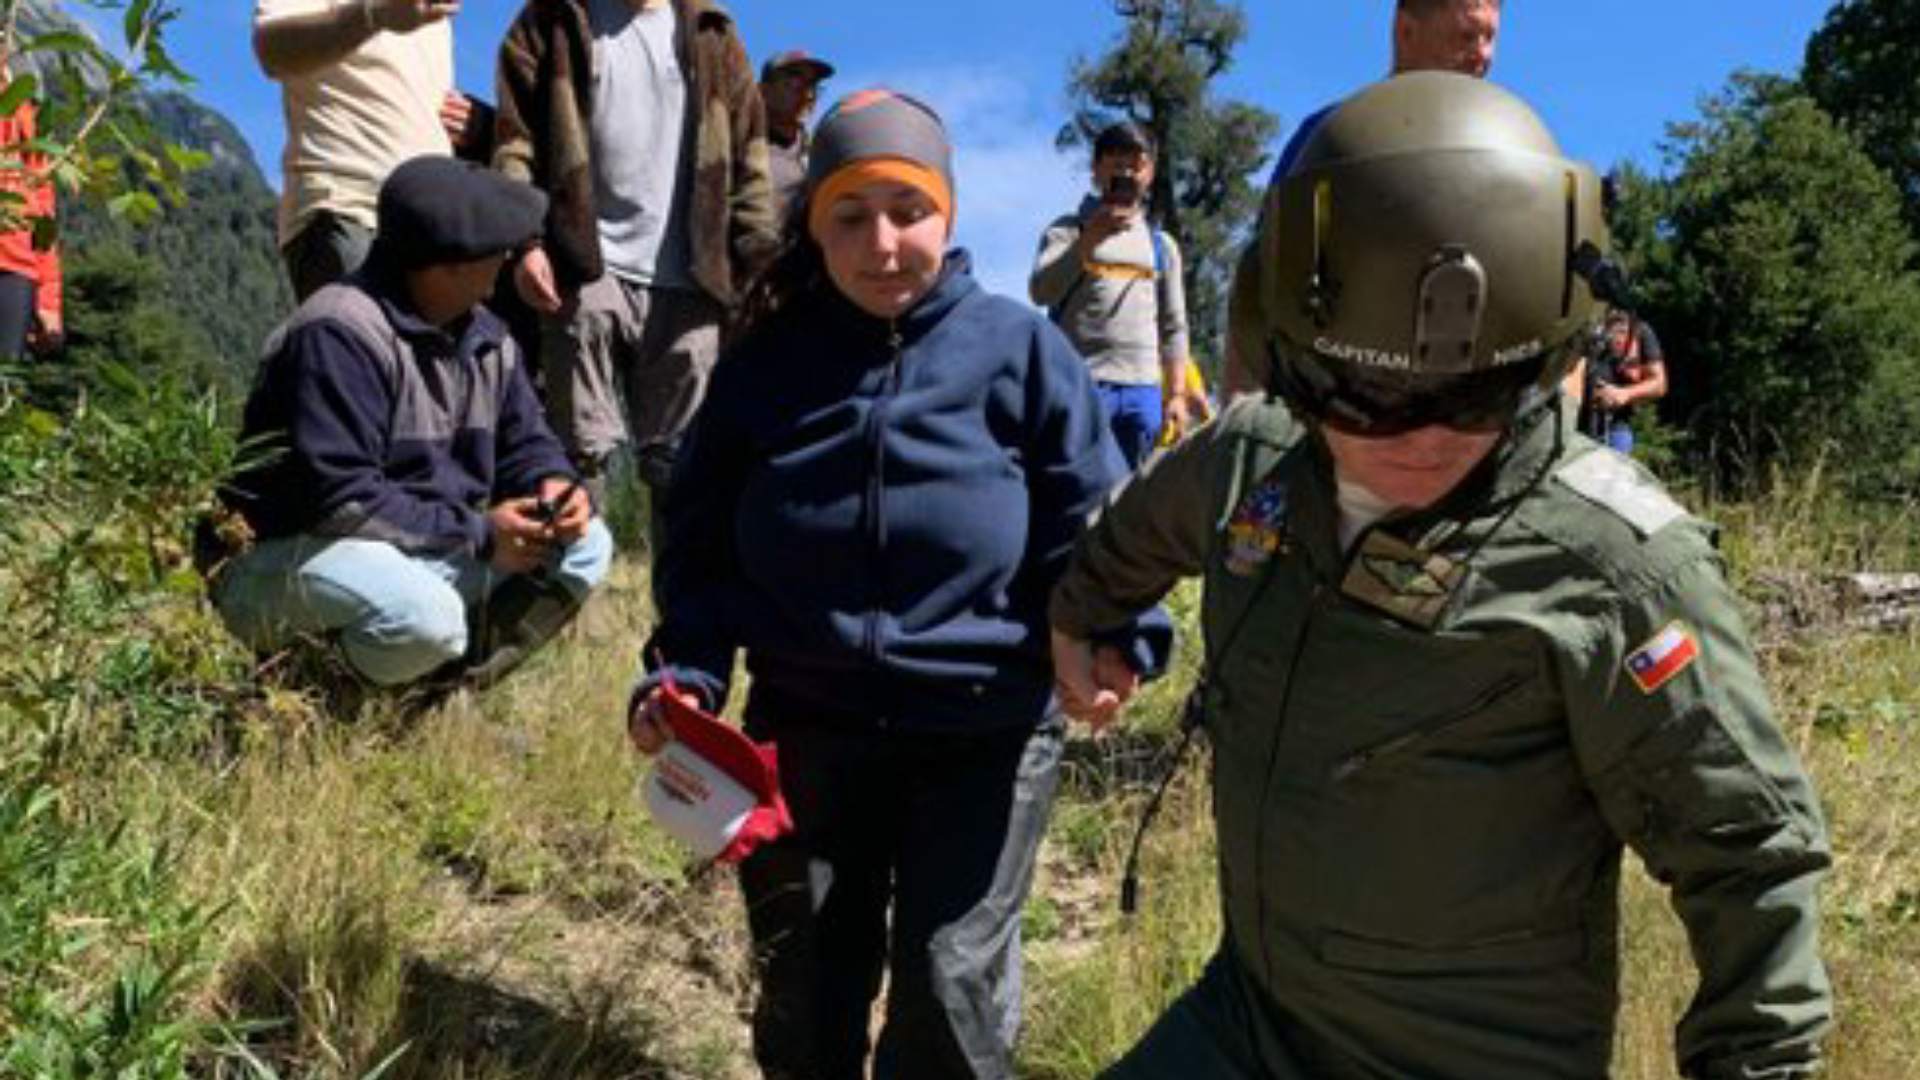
1253;71;1611;434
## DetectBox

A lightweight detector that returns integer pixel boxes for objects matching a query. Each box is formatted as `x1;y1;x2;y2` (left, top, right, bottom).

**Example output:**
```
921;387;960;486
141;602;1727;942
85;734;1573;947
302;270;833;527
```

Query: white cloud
819;63;1088;304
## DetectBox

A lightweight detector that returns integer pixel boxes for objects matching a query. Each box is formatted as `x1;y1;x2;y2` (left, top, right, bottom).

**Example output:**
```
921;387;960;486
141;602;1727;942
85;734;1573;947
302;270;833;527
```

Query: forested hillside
15;0;289;391
62;91;290;390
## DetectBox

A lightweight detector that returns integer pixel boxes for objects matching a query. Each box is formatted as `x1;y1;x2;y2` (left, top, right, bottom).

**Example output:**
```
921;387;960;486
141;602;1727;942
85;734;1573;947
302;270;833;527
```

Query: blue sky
153;1;1833;299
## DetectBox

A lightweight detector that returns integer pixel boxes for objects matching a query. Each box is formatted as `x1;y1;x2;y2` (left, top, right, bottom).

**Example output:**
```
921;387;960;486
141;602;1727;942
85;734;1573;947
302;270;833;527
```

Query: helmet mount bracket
1414;245;1485;368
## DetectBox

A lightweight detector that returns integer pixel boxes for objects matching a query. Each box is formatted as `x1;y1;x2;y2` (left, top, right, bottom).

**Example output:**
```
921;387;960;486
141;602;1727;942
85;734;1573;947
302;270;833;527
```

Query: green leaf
162;143;211;175
30;215;58;253
106;190;161;225
21;31;95;57
126;0;157;53
0;74;39;118
143;34;192;87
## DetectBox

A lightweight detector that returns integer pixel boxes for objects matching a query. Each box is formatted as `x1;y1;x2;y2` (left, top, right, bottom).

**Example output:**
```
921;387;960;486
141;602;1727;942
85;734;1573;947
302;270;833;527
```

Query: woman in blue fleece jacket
628;90;1167;1080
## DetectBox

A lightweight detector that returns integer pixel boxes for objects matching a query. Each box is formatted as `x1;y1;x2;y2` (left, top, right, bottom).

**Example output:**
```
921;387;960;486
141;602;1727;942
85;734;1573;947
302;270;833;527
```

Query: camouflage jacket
1052;400;1833;1079
493;0;780;304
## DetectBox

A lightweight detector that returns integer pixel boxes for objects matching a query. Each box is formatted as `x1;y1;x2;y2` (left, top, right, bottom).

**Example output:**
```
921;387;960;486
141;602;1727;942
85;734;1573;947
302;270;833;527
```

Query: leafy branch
0;0;201;238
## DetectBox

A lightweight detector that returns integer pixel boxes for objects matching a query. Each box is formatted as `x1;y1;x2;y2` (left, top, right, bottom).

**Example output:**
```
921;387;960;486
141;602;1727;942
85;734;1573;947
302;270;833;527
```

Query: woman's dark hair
735;199;830;339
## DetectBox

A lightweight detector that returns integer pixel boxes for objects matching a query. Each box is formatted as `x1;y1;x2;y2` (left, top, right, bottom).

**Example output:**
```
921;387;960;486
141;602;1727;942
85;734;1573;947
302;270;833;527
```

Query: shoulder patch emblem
1625;621;1699;694
1223;474;1290;577
1555;450;1687;538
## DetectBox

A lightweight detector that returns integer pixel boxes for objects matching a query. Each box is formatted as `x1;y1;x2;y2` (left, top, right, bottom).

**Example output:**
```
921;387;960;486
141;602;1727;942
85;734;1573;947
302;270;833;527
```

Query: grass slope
3;435;1917;1075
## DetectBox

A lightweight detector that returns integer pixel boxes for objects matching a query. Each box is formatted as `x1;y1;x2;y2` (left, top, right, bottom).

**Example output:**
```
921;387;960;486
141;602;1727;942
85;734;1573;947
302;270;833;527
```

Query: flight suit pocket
1328;671;1533;784
1305;662;1602;946
1318;926;1586;974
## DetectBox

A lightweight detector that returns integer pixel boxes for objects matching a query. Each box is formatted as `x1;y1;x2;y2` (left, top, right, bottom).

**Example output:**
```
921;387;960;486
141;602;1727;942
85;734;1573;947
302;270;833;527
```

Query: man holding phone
211;158;613;694
1031;121;1193;468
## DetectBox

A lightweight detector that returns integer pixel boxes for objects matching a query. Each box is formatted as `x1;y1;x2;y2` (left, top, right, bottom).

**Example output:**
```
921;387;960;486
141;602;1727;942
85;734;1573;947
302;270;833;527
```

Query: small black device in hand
537;478;582;525
1104;173;1141;205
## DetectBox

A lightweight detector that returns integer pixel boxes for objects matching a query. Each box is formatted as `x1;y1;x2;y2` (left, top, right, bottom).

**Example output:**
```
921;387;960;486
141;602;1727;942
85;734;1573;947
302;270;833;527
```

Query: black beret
376;156;548;268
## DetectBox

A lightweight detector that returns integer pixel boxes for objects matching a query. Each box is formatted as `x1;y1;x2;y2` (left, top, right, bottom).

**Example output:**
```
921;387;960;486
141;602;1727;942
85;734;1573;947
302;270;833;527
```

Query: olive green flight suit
1049;400;1832;1080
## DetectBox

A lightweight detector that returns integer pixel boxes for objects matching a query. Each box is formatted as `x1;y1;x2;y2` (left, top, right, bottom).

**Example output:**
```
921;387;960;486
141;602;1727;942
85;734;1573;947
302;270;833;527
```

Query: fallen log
1750;571;1920;637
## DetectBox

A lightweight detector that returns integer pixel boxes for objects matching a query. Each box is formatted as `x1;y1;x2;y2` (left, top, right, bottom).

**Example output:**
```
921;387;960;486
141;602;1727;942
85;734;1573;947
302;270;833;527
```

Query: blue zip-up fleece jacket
643;251;1171;733
224;267;575;557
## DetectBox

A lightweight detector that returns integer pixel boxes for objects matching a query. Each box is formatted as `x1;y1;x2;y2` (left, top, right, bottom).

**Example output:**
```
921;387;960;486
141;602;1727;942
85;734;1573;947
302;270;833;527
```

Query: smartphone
1104;174;1141;205
537;479;582;525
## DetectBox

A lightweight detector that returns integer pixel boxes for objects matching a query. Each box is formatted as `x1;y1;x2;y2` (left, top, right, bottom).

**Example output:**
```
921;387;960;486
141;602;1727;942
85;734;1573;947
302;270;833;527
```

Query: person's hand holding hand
1051;629;1141;732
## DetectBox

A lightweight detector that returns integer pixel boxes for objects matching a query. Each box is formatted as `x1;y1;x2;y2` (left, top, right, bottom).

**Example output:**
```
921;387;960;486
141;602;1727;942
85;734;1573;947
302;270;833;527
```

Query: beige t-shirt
258;0;453;245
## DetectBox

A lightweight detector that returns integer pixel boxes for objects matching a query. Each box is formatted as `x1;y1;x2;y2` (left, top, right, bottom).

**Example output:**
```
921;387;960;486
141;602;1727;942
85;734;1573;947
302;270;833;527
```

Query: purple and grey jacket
224;268;575;558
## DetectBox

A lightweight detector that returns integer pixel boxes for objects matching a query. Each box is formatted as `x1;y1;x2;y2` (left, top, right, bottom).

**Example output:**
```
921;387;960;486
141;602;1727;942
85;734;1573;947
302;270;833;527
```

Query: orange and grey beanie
806;89;955;236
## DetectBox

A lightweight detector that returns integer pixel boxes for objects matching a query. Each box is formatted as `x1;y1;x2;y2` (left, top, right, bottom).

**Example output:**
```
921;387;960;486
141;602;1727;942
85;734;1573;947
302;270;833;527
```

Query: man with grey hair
1223;0;1502;397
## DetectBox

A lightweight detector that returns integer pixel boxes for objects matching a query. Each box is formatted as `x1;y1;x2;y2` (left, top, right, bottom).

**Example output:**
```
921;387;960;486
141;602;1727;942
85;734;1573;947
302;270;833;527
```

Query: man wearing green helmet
1049;72;1832;1079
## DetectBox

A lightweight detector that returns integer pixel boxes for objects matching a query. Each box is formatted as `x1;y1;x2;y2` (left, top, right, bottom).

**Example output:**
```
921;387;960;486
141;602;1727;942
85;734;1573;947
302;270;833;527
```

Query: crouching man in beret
212;155;613;691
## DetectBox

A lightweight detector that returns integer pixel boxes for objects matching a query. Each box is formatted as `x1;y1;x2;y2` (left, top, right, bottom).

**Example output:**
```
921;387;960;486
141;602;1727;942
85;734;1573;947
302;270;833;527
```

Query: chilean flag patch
1626;621;1699;694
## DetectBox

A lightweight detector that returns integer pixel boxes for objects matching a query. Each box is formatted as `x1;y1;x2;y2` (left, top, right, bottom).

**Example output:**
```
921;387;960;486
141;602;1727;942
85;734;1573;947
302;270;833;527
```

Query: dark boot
460;572;583;690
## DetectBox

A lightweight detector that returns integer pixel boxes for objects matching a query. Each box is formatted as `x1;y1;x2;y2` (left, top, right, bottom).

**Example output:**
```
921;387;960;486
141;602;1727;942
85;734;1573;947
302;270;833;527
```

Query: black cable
1115;444;1295;914
1119;683;1206;915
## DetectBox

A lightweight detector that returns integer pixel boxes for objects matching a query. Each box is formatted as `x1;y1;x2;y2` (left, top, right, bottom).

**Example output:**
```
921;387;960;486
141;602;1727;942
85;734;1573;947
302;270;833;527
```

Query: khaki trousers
540;274;722;492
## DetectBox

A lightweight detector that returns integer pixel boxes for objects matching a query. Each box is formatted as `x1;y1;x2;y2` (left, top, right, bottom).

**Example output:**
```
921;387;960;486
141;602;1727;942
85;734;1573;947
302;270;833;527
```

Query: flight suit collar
1307;404;1568;630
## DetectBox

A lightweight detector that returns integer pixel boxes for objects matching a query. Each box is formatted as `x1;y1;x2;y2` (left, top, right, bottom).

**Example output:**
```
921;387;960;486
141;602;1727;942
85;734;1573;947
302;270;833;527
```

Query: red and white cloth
642;683;793;864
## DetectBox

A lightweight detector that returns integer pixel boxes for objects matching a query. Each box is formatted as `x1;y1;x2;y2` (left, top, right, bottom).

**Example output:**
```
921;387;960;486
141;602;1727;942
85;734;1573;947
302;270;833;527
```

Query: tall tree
1059;0;1278;368
1803;0;1920;238
1651;72;1920;491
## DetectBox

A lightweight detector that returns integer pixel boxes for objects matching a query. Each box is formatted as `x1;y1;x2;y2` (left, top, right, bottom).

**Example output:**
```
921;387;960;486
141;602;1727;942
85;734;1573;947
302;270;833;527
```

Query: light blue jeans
213;519;614;686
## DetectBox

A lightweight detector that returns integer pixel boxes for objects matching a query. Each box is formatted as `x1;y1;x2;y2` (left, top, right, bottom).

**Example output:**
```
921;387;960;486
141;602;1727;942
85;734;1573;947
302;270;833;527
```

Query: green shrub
0;765;220;1075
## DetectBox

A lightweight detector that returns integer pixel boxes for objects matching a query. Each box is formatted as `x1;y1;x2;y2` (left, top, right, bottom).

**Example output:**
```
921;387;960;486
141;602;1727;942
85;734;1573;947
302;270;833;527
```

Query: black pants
739;704;1065;1080
0;271;35;357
